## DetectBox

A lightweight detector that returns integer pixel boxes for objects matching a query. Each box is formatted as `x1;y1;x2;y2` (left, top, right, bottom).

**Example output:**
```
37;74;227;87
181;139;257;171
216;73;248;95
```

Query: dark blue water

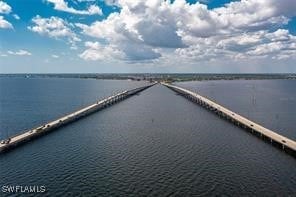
0;78;295;196
0;78;147;139
176;80;296;140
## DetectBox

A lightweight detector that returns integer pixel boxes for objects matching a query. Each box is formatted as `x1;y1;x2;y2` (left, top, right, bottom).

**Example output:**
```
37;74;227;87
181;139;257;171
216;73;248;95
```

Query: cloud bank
75;0;296;63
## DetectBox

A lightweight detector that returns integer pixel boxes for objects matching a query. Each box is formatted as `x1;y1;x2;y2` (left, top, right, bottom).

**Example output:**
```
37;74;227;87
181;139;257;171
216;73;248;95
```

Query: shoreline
0;73;295;82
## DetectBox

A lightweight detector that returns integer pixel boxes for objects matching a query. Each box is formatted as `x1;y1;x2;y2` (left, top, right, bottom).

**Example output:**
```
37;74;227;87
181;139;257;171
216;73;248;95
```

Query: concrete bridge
0;83;156;153
162;82;296;158
1;82;295;158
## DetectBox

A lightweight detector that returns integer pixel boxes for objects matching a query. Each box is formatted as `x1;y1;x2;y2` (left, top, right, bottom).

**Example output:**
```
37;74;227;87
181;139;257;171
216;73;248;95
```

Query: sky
0;0;296;73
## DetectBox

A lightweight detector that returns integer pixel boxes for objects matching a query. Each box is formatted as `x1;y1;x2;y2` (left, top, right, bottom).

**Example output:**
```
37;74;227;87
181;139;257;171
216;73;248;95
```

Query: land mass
1;73;296;82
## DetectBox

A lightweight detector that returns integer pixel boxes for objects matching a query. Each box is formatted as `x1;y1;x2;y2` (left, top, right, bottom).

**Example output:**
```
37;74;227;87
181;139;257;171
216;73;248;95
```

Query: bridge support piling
161;82;296;158
0;82;157;154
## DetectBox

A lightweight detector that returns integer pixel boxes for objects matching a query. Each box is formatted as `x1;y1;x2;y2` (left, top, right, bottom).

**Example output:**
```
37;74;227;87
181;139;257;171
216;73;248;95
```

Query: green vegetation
1;73;295;82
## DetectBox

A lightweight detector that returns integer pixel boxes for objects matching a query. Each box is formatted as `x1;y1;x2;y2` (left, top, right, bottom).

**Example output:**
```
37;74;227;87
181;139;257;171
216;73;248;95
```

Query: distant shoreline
0;73;295;82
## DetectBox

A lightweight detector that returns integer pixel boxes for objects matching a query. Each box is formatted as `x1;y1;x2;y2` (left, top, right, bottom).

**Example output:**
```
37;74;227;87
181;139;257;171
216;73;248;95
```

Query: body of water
0;78;295;196
176;80;296;140
0;77;147;139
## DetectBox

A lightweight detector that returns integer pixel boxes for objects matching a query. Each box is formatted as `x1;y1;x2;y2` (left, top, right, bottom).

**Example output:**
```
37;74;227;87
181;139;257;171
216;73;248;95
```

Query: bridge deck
0;83;156;153
162;83;296;157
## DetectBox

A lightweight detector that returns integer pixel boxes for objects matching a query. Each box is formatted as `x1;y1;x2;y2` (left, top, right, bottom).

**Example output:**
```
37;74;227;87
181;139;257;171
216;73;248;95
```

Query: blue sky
1;0;296;73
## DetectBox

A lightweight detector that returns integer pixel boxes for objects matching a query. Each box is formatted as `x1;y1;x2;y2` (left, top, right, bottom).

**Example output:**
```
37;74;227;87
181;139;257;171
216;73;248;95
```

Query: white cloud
0;1;14;29
28;15;77;38
265;29;291;42
177;29;296;61
243;29;296;60
28;15;80;49
13;14;20;20
52;54;59;58
79;42;107;60
87;5;103;15
7;50;32;56
47;0;103;15
0;1;11;14
213;0;293;31
0;16;13;29
75;0;296;63
79;41;124;61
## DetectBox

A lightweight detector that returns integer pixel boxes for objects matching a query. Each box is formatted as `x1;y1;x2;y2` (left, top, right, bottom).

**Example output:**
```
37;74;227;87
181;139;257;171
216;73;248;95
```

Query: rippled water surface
176;80;296;140
0;78;295;196
0;78;147;138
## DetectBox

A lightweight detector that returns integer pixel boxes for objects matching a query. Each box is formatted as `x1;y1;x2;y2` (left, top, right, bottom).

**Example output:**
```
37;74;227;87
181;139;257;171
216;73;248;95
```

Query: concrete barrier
0;83;156;153
162;82;296;158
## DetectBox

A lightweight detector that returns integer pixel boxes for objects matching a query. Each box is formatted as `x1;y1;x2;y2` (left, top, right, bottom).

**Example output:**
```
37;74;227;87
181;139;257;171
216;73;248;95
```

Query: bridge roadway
162;82;296;158
0;83;156;153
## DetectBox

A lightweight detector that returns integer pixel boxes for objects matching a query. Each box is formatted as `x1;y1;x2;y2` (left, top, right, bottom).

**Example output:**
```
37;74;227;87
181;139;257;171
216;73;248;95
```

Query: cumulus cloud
213;0;292;31
0;1;16;29
79;41;110;60
75;0;296;62
52;54;59;58
246;31;296;59
0;16;13;29
28;15;74;38
13;14;20;20
28;15;80;49
7;50;32;56
47;0;103;15
177;29;296;61
0;0;11;14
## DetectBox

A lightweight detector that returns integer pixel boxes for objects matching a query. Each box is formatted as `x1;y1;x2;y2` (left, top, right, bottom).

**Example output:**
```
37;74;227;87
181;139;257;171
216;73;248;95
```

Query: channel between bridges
0;83;156;153
1;82;295;158
162;82;296;158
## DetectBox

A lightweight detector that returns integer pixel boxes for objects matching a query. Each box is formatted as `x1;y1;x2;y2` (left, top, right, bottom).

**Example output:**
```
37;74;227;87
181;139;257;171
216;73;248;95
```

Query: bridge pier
0;83;157;154
162;82;296;158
